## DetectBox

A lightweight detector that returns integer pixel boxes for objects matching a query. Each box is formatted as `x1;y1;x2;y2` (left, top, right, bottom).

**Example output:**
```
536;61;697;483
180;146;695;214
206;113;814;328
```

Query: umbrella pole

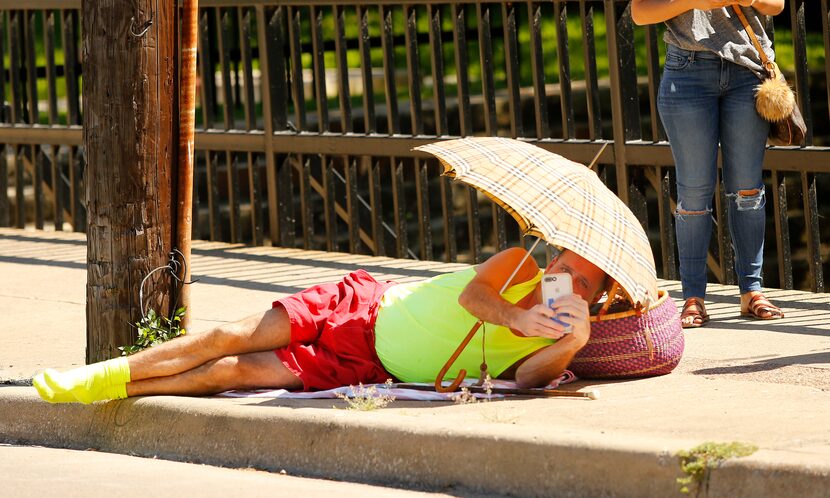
434;237;542;393
497;237;541;294
587;142;609;171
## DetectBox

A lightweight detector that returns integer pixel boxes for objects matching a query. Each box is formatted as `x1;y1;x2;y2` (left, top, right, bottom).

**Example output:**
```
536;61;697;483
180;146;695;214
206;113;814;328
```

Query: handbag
569;289;684;379
733;7;806;146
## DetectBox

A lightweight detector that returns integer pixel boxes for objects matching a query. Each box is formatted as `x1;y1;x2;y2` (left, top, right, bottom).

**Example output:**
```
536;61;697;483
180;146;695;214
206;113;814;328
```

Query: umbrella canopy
415;137;658;307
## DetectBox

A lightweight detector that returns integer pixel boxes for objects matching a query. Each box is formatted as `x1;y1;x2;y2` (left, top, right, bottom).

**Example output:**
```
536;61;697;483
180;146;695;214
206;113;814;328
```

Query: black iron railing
0;0;828;292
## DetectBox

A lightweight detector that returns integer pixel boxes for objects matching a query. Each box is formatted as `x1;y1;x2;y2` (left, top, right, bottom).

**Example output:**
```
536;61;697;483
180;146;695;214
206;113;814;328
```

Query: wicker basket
570;290;684;379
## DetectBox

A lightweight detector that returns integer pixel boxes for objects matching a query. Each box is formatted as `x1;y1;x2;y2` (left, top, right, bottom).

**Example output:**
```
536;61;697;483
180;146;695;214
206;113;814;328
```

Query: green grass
305;8;825;79
676;442;758;495
290;7;824;109
771;28;826;73
6;7;826;126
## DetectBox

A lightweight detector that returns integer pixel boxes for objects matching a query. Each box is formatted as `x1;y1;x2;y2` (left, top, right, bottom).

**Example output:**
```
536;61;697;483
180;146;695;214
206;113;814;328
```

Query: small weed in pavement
334;380;396;411
451;387;477;405
676;441;758;495
451;374;494;405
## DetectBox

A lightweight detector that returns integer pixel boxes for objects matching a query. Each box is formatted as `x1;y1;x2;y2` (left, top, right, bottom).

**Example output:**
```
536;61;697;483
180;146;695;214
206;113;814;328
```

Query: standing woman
631;0;786;328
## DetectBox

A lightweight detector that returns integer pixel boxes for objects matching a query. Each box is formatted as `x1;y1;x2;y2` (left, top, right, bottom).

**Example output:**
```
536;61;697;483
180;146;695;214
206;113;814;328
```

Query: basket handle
597;281;621;318
643;326;655;361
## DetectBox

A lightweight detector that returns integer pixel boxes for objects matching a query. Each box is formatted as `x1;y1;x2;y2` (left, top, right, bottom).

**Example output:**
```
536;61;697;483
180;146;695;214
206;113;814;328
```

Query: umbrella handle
435;242;539;393
434;320;483;393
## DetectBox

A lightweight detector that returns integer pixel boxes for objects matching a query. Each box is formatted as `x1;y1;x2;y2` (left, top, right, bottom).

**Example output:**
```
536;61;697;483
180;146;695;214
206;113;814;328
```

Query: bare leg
127;305;292;382
126;351;302;396
33;306;297;404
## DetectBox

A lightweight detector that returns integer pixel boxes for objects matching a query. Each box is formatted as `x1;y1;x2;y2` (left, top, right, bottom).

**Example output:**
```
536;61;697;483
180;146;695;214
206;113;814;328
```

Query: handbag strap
731;7;776;77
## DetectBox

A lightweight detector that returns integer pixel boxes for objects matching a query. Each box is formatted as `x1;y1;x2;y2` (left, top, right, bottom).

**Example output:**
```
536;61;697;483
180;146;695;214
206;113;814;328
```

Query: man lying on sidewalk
33;247;609;404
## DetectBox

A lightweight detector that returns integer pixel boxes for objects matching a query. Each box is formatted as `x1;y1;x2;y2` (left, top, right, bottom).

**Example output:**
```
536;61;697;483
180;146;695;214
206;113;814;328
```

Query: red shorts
273;270;397;391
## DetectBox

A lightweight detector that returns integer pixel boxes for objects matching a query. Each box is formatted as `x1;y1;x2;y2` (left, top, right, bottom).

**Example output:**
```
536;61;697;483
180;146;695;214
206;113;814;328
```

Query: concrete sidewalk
1;228;829;497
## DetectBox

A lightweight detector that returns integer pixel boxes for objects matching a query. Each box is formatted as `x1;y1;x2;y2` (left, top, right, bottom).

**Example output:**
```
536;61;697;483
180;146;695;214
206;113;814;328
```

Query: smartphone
542;273;573;306
541;273;574;331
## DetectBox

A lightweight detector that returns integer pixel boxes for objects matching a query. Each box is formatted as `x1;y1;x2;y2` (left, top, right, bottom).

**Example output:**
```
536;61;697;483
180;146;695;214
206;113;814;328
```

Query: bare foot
680;297;709;329
740;291;784;320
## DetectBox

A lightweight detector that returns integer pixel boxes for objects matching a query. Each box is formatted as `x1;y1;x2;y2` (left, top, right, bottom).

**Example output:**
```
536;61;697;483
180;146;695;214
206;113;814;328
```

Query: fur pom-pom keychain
755;60;796;122
732;6;806;145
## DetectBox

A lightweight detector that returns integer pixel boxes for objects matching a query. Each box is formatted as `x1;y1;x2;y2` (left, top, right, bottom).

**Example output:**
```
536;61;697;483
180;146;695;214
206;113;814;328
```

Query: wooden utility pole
83;0;178;363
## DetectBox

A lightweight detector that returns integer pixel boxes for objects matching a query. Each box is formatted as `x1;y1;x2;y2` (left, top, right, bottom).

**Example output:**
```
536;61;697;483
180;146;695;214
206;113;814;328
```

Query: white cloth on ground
219;371;576;401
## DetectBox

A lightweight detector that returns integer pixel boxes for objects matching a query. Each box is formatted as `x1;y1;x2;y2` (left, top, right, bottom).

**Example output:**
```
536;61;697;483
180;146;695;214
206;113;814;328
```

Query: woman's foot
680;297;709;329
740;292;785;320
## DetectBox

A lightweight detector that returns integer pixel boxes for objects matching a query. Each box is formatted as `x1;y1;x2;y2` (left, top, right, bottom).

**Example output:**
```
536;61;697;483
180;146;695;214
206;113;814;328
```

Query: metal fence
1;0;828;292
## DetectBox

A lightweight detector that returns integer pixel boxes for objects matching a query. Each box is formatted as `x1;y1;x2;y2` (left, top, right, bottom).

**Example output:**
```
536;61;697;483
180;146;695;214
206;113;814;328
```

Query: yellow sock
33;371;76;403
36;358;131;404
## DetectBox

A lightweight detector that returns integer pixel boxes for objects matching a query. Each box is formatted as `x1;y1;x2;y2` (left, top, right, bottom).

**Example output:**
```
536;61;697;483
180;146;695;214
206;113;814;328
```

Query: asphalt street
1;444;461;498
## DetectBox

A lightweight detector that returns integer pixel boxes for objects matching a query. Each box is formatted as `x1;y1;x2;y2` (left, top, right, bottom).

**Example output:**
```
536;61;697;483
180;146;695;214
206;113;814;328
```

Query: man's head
544;250;609;303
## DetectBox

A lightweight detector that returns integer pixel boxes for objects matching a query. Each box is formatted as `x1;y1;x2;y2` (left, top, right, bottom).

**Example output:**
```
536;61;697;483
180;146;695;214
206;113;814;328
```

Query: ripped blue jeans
657;45;770;298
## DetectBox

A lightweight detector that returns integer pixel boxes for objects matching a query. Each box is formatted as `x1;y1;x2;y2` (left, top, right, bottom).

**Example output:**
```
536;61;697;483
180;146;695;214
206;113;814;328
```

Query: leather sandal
680;297;709;329
741;293;785;320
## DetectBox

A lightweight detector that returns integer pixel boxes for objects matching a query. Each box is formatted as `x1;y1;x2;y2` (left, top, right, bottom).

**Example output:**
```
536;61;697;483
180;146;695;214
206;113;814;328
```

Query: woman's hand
691;0;750;10
693;0;784;14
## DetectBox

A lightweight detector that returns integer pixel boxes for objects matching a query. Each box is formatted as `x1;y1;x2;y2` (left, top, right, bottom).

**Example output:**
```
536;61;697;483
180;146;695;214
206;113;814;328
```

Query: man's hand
513;294;591;346
512;304;567;339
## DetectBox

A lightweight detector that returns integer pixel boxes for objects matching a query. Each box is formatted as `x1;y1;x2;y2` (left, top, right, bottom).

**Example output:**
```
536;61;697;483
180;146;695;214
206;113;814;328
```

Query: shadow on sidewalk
691;351;830;375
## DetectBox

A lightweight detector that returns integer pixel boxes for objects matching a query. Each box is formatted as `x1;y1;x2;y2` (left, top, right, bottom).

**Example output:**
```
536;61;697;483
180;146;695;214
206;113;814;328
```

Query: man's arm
457;248;568;339
513;294;591;388
458;248;594;388
513;335;586;389
631;0;784;26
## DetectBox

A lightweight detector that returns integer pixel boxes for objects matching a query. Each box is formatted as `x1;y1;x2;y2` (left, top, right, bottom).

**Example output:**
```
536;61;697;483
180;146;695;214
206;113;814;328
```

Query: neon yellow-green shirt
373;267;552;383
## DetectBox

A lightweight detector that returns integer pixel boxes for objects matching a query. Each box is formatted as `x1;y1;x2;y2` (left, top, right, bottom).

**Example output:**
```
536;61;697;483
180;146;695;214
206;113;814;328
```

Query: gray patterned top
663;7;775;78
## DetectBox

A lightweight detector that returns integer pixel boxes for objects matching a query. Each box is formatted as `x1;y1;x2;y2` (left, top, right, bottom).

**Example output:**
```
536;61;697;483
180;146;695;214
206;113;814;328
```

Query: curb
2;386;828;498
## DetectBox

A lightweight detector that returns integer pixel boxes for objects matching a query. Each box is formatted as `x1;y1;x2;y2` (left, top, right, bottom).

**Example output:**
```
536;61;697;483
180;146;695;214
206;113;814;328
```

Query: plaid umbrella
415;137;658;307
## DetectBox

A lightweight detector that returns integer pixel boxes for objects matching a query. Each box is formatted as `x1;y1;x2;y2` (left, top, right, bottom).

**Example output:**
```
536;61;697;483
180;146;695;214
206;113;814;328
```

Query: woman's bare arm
631;0;785;26
631;0;698;25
